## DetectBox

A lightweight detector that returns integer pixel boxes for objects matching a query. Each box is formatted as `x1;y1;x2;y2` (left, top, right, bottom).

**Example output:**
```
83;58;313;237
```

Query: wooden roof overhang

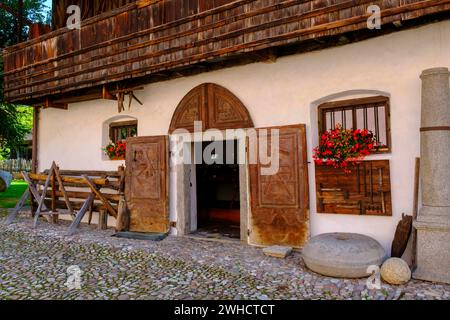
2;0;450;107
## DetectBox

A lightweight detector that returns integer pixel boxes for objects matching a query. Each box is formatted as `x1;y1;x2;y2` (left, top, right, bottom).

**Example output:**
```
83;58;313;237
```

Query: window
318;96;391;152
109;120;138;142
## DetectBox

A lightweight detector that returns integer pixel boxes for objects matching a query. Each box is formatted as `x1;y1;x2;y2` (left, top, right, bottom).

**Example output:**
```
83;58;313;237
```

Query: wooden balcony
3;0;450;105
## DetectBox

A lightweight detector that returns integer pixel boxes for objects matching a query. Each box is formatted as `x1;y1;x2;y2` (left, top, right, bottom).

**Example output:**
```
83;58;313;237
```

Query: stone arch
169;83;254;133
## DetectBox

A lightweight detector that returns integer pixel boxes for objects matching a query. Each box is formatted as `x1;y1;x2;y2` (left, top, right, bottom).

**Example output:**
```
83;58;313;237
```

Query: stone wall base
413;220;450;284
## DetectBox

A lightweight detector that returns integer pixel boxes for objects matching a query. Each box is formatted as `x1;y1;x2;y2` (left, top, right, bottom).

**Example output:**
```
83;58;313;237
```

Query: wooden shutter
248;125;309;248
125;136;169;233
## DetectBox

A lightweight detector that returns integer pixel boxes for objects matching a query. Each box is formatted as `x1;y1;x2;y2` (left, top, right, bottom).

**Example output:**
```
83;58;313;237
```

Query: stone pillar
413;67;450;284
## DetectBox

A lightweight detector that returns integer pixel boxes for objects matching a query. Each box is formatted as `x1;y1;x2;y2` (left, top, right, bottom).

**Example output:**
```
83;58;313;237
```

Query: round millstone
302;233;386;279
381;258;411;285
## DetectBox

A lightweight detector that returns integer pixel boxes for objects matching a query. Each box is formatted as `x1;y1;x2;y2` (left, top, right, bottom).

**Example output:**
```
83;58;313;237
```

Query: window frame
109;120;138;143
318;96;391;153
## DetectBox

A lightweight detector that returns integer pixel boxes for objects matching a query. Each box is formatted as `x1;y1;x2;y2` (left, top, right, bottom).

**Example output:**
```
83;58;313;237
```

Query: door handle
134;150;137;162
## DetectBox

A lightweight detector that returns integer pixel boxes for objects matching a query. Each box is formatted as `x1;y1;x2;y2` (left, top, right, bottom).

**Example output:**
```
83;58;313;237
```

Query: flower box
104;141;126;161
313;125;378;173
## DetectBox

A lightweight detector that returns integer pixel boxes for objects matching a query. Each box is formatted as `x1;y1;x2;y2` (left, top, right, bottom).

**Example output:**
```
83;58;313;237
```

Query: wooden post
98;209;108;230
51;169;58;224
30;107;40;217
31;107;39;174
116;195;129;232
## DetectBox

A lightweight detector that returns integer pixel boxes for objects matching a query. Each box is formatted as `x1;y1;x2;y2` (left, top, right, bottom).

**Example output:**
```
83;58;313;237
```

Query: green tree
0;0;50;160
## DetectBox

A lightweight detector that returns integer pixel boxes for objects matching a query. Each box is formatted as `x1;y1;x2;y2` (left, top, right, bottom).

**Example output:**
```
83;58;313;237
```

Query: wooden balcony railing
3;0;450;105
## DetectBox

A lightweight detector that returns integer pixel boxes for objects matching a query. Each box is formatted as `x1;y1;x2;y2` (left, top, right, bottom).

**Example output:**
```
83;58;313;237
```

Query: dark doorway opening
195;140;240;240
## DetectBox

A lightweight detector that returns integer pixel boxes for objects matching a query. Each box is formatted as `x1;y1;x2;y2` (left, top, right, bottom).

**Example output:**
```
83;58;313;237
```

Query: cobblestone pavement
0;213;449;300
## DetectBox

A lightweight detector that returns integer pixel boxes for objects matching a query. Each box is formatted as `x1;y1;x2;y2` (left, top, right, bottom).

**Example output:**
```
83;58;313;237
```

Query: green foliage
0;0;50;47
0;105;33;158
0;0;49;159
0;180;29;209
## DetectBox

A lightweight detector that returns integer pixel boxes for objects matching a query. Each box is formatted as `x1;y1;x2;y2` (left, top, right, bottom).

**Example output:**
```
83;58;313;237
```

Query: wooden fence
0;159;32;174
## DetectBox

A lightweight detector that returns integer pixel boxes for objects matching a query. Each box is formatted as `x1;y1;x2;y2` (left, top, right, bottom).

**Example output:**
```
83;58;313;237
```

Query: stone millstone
263;246;293;259
381;258;411;285
302;233;386;279
0;171;13;193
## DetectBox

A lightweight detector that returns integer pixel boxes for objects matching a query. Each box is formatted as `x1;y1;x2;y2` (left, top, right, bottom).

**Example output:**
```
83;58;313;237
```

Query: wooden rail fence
5;162;128;236
0;159;32;174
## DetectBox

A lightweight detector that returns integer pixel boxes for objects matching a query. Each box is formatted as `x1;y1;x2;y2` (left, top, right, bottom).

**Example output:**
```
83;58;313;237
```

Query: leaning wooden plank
54;166;74;216
5;189;30;225
82;175;118;218
33;163;56;229
67;193;95;236
22;172;48;211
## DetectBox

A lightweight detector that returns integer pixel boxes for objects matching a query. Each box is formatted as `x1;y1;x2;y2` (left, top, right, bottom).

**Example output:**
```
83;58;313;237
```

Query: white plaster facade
37;20;450;252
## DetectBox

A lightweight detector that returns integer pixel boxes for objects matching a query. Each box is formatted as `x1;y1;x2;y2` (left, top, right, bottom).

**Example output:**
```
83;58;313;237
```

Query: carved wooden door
125;136;169;233
248;125;309;248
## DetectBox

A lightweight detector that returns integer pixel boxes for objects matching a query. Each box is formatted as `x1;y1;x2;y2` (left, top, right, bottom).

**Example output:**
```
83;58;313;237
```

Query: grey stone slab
263;246;293;259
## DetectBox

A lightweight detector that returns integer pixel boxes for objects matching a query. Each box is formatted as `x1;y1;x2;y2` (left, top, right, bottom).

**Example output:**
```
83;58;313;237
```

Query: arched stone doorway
170;83;253;242
169;83;254;133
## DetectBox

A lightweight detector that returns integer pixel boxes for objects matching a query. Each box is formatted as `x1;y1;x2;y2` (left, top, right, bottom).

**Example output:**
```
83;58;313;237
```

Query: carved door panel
125;136;169;233
248;125;309;248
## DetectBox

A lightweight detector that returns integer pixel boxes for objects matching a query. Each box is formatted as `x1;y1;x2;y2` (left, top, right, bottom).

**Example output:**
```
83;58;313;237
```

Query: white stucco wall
38;20;450;252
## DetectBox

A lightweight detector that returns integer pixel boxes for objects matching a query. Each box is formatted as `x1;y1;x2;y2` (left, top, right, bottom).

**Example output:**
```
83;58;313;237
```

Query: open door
125;136;169;233
248;125;309;248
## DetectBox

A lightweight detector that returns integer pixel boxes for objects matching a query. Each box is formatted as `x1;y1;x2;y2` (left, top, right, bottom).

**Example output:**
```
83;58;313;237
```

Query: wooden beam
54;166;74;217
29;173;111;187
102;85;118;101
82;175;118;218
42;97;68;110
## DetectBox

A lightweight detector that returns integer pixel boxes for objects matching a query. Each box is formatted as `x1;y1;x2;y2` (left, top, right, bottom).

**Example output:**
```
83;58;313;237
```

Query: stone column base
413;219;450;284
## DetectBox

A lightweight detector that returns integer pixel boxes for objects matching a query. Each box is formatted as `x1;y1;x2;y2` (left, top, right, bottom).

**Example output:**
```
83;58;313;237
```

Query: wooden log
44;199;117;213
67;193;95;236
5;189;30;225
44;190;121;202
83;175;118;218
44;169;121;177
29;173;110;187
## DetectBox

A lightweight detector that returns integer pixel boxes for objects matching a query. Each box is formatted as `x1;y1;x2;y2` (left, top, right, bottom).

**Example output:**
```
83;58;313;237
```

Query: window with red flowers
318;96;391;153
